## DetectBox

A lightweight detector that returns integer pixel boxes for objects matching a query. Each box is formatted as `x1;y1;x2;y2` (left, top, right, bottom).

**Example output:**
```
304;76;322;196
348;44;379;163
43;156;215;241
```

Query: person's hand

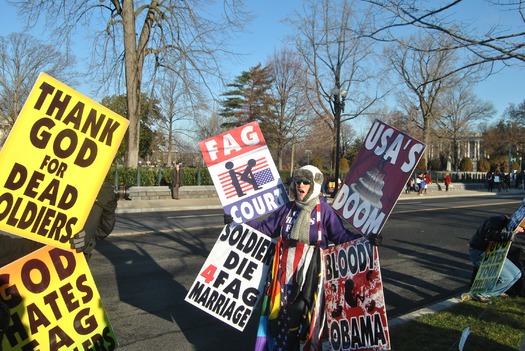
515;226;524;234
223;213;234;225
70;231;86;252
366;233;383;246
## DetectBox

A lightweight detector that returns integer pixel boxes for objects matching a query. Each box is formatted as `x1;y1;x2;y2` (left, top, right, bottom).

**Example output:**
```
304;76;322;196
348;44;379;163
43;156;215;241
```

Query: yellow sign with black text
0;246;118;350
0;73;128;249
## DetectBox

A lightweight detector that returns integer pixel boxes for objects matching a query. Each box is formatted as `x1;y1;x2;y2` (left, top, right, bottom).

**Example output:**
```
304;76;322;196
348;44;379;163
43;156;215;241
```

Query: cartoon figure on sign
225;159;265;197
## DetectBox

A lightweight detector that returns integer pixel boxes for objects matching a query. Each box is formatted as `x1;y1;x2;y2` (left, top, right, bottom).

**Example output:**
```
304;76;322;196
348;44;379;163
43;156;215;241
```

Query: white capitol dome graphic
350;167;385;209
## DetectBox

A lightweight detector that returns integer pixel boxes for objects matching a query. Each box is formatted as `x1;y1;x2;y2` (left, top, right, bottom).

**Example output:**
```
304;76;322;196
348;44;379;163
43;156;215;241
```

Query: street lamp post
509;145;512;173
331;86;347;198
305;149;312;164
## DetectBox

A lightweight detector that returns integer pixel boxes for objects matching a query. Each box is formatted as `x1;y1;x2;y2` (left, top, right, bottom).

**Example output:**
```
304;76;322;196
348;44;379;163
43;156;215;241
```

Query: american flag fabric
280;241;316;286
218;157;274;199
255;238;324;351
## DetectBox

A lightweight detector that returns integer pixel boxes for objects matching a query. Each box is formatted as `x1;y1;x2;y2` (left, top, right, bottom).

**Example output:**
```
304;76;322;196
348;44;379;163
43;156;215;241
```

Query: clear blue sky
2;0;524;127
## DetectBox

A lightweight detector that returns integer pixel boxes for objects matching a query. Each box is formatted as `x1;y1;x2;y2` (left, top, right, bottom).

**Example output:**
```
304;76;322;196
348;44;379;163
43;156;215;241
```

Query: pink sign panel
199;122;288;223
333;119;426;235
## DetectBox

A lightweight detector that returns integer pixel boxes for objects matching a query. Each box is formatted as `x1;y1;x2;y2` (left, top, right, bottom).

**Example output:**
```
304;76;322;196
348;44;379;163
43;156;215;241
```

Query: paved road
88;191;525;350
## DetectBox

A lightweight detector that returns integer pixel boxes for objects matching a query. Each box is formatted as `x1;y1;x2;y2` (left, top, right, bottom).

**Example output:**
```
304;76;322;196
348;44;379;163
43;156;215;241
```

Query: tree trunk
123;1;140;167
122;1;156;167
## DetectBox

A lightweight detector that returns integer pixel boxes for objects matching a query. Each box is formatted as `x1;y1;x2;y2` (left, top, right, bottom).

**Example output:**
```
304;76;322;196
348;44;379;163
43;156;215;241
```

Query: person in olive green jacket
170;161;184;199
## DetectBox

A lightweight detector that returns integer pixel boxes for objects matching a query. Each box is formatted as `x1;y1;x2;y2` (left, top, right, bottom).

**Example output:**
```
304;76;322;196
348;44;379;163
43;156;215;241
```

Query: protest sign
0;245;117;350
332;119;426;235
323;237;390;351
470;198;525;295
198;122;288;223
470;240;512;295
507;198;525;232
0;73;128;249
185;223;275;331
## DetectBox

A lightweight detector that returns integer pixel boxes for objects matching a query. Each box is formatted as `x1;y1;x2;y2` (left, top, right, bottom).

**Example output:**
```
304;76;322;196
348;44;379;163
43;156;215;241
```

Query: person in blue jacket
226;165;382;351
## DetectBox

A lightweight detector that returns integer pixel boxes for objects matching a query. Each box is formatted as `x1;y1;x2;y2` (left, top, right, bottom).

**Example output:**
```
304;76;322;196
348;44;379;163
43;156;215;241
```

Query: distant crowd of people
403;169;525;195
486;169;525;192
405;170;443;195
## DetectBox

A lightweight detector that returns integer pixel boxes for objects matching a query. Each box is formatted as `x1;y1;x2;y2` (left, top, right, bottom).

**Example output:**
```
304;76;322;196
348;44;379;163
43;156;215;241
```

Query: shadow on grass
389;296;525;351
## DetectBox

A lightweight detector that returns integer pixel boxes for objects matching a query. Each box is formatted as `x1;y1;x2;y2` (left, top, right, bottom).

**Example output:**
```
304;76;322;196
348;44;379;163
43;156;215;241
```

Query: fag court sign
0;73;129;249
198;122;288;224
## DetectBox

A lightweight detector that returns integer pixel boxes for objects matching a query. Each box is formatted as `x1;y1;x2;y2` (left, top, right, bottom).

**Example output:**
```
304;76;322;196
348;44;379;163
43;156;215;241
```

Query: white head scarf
289;165;324;243
289;165;324;203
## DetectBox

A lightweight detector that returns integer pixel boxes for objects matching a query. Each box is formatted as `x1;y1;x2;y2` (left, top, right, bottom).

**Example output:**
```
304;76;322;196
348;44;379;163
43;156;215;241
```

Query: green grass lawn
389;296;525;351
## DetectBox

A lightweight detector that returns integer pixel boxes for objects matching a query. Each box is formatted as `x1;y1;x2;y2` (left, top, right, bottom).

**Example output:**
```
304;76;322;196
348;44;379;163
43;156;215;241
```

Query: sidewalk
115;185;525;214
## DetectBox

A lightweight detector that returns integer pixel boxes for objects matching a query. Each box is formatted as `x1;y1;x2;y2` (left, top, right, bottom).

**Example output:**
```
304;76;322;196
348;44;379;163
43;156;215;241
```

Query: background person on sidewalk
424;171;432;194
418;173;425;195
486;171;494;192
468;214;523;302
170;161;184;200
444;173;451;191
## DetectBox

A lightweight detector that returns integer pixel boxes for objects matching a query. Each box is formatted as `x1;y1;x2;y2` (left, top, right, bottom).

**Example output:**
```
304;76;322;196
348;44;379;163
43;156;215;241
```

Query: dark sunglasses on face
294;179;311;185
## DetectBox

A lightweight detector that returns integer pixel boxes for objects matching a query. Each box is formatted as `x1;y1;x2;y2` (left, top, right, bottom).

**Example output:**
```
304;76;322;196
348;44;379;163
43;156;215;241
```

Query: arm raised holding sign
0;182;117;267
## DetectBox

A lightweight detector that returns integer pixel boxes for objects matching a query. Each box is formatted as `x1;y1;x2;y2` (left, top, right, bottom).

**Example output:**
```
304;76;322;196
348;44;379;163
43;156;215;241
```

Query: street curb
388;296;462;328
116;204;223;214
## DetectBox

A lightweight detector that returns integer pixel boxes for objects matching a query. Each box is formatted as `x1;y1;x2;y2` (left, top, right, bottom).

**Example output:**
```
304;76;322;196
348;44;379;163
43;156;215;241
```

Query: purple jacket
247;197;361;249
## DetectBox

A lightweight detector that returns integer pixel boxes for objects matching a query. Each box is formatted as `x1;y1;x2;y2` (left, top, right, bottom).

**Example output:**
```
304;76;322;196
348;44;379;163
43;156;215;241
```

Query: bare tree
195;108;227;141
299;117;335;167
286;0;384;175
385;32;478;163
9;0;249;167
434;83;496;169
267;48;311;171
0;32;75;144
363;0;525;72
505;99;525;126
153;68;195;167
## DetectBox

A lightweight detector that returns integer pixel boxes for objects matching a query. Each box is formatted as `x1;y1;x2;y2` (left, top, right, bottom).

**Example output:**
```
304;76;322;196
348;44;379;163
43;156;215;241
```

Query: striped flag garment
218;157;273;199
279;241;316;285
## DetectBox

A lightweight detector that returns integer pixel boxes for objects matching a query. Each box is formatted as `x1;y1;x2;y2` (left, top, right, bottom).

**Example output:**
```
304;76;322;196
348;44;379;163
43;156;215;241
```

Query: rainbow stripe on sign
218;157;273;199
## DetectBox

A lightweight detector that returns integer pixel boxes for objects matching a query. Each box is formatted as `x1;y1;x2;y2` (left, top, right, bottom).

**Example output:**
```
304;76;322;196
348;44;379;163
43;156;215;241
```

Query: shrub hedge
106;166;214;187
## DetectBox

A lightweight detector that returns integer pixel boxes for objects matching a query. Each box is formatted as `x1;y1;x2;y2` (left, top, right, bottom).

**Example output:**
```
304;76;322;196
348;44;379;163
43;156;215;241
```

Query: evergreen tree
101;94;161;163
220;64;276;131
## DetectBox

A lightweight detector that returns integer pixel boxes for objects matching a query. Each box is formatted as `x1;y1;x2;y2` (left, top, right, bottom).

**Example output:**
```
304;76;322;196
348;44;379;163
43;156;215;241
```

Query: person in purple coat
247;165;361;250
226;165;380;351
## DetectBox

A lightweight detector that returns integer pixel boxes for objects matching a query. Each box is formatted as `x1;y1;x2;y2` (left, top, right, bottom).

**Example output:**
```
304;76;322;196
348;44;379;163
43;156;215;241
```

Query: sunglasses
294;179;311;185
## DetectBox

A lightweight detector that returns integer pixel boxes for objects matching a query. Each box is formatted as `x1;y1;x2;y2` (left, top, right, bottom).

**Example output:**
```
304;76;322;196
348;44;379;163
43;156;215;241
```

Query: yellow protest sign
0;73;128;249
0;245;118;350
